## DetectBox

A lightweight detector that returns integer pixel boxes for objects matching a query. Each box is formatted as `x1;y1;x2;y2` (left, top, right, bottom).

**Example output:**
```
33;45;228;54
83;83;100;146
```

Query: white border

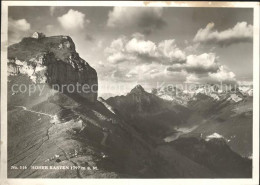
1;1;259;185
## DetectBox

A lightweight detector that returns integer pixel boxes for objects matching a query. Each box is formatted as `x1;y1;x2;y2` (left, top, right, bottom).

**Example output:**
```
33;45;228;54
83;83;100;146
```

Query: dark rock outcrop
8;35;98;102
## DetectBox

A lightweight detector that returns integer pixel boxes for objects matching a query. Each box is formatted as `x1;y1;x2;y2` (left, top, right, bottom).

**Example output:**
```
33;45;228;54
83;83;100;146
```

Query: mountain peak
130;85;145;94
7;34;98;102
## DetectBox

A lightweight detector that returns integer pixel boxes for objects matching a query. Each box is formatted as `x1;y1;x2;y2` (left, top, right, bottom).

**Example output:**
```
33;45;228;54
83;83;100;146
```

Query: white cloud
107;52;128;64
102;40;188;84
126;38;157;56
185;74;201;84
184;43;200;54
184;64;236;84
158;39;186;63
194;22;253;47
185;53;219;74
103;34;238;85
105;36;126;54
105;34;186;64
209;66;236;82
165;53;219;74
132;32;146;40
107;7;165;34
8;18;31;44
58;9;88;32
166;53;236;84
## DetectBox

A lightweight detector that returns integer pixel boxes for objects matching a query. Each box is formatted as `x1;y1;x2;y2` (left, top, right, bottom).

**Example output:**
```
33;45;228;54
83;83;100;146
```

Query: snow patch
227;94;242;102
164;126;198;143
98;98;116;114
239;86;253;96
206;132;224;141
209;93;220;100
247;89;253;96
195;88;205;94
15;59;24;65
78;119;83;124
159;94;174;101
50;115;60;124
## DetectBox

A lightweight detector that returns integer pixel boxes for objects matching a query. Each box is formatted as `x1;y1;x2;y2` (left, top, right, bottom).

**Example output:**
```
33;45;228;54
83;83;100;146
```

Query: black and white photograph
1;1;259;184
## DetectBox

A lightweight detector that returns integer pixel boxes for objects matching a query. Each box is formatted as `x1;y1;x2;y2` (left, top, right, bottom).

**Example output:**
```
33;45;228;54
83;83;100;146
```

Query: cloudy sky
8;6;253;95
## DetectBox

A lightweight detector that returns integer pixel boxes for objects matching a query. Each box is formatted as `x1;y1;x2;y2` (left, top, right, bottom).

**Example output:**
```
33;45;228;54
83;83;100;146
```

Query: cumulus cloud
105;34;186;64
126;38;157;56
103;35;188;84
166;53;236;84
104;34;237;85
58;9;89;32
106;37;126;53
164;53;219;74
158;40;186;64
208;66;236;83
184;43;200;54
107;7;166;34
185;66;236;84
185;53;219;74
194;22;253;47
105;35;156;64
8;18;31;44
107;52;128;64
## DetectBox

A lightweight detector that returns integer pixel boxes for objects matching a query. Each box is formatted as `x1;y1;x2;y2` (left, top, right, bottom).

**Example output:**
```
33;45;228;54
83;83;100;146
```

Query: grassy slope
8;88;147;177
8;75;219;178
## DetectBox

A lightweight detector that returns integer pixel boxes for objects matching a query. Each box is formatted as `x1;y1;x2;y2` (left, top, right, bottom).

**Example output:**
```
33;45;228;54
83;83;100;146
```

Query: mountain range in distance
7;33;253;178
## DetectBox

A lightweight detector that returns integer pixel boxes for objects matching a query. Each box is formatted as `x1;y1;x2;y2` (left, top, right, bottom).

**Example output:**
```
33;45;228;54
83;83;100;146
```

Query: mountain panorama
7;33;252;178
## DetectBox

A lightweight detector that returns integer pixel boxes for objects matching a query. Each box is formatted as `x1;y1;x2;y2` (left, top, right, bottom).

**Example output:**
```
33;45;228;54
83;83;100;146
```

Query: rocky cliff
8;34;98;102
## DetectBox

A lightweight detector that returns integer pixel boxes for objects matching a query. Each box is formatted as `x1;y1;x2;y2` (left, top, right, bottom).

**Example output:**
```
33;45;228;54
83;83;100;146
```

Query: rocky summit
8;33;98;102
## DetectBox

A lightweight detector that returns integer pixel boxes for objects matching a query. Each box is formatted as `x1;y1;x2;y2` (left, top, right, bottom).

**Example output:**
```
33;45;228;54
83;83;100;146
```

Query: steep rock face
8;35;98;102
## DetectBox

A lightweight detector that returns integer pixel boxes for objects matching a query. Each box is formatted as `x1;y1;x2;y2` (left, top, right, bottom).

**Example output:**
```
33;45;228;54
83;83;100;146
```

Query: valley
7;34;253;178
